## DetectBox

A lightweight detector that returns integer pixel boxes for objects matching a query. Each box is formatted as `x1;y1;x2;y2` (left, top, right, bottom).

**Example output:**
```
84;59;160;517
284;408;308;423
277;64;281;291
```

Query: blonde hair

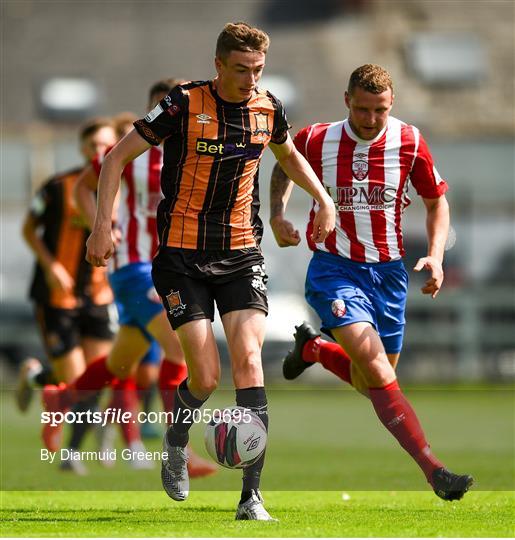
216;22;270;60
348;64;393;95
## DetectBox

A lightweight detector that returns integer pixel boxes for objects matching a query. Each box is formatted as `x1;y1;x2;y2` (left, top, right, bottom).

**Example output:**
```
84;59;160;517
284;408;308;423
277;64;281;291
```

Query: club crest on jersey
166;290;186;316
352;155;368;180
331;299;347;318
252;112;271;137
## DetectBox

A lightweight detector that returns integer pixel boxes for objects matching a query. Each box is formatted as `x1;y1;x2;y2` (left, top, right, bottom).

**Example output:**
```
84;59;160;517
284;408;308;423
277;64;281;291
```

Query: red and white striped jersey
92;146;163;270
294;116;448;263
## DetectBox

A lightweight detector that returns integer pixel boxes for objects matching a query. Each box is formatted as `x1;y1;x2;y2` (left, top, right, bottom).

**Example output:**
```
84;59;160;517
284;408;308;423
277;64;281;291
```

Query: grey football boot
161;434;189;501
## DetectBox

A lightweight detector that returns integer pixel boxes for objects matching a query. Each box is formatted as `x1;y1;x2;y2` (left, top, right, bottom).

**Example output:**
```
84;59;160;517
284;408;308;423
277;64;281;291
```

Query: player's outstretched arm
269;162;300;247
414;195;450;298
75;164;122;246
269;134;335;244
86;129;150;266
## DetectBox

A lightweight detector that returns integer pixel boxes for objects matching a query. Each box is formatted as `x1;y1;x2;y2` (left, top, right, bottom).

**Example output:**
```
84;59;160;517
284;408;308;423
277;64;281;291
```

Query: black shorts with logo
34;303;116;358
152;247;268;330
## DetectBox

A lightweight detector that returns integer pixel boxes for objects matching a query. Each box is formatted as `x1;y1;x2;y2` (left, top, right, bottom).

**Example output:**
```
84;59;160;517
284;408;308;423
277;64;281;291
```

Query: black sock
166;380;207;448
236;386;268;504
34;366;55;387
67;392;101;450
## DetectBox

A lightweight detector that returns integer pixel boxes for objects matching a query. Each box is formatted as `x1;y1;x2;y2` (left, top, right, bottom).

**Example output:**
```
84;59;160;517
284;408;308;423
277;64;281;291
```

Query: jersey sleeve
268;92;291;145
410;133;449;198
292;126;311;159
133;86;186;146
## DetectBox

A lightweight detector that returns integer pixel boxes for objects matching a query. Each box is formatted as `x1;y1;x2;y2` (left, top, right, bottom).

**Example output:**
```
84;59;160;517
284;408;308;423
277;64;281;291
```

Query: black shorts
152;247;268;330
34;303;116;358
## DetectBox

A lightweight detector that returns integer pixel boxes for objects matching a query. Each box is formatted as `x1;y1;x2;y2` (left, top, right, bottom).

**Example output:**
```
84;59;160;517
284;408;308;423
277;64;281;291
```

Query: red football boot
41;383;68;452
42;422;64;453
187;445;218;478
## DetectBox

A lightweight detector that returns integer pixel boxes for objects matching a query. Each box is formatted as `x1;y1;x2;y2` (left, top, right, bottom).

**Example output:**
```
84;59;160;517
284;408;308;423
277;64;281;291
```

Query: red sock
158;360;188;422
61;355;113;408
369;380;444;483
74;356;114;392
303;338;352;385
109;377;140;445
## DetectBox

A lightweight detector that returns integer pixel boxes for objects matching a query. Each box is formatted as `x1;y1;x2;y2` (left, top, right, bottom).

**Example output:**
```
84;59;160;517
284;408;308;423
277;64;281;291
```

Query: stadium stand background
1;0;514;382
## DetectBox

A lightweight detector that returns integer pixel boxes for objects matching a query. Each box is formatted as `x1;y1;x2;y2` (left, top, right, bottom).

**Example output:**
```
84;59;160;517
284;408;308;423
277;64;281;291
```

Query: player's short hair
348;64;393;95
148;78;185;102
79;117;114;142
215;22;270;61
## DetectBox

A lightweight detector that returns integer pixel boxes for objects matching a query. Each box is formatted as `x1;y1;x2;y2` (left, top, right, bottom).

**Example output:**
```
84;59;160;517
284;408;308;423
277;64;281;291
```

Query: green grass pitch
1;385;514;536
2;490;513;537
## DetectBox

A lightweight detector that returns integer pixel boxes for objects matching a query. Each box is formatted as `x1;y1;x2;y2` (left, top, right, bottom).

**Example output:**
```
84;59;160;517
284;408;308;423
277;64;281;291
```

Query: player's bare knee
108;362;131;380
189;372;219;395
354;354;394;387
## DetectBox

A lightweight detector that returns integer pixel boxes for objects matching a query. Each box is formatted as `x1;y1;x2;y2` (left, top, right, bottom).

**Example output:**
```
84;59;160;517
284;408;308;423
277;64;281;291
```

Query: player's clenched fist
311;199;336;244
86;228;114;266
270;216;301;248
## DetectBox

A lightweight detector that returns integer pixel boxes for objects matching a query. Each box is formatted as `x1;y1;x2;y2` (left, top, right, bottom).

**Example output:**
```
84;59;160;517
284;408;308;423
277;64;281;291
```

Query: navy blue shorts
305;251;408;354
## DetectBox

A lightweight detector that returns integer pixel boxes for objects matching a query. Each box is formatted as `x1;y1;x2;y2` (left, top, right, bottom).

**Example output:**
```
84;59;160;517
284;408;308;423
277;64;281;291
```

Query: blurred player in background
270;64;473;501
82;21;334;520
91;111;162;462
19;118;118;474
70;78;217;476
111;110;161;440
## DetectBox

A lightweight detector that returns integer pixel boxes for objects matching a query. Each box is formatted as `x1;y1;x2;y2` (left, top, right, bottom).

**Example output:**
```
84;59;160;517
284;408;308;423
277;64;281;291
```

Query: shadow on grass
3;505;236;524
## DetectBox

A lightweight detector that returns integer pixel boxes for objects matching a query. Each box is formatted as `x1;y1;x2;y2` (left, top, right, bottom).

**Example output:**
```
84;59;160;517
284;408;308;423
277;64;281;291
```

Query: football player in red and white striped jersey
270;64;473;501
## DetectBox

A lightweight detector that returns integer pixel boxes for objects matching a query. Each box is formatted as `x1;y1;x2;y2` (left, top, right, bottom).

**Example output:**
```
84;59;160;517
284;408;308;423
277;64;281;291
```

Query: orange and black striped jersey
134;80;289;251
28;167;113;309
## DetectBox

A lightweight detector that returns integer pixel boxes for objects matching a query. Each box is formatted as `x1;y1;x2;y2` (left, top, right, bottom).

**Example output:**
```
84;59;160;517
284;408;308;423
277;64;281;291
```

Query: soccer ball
204;406;267;469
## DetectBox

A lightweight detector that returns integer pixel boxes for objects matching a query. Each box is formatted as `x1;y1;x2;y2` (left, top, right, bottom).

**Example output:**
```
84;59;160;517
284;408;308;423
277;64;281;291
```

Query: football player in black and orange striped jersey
20;118;117;473
23;119;117;380
58;22;335;519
